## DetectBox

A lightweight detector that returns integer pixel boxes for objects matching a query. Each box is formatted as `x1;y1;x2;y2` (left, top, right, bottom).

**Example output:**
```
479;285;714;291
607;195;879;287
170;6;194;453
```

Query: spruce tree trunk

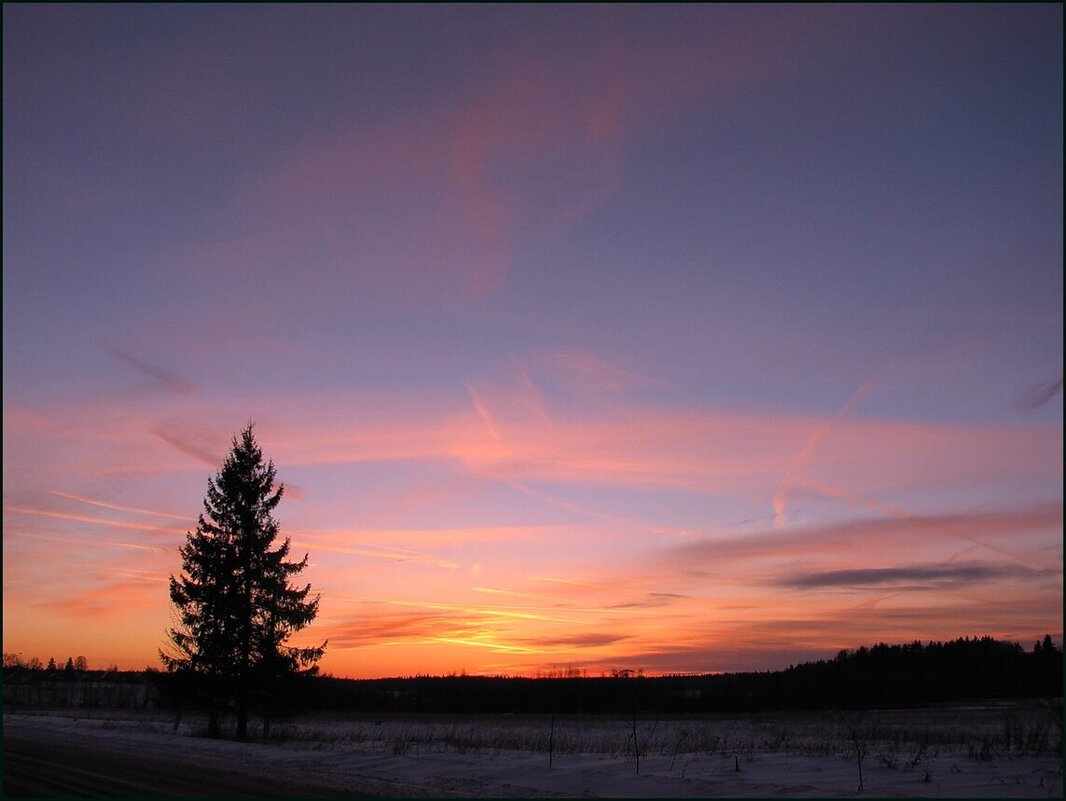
236;547;252;742
236;702;248;740
207;709;220;738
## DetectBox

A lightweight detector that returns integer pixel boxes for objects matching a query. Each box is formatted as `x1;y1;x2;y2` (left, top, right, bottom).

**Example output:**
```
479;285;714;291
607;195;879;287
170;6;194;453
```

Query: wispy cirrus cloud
43;579;162;619
156;6;903;310
109;350;197;394
670;503;1063;569
318;595;599;657
2;529;170;557
777;560;1056;590
290;531;460;570
527;348;667;394
518;632;631;649
323;611;479;648
14;381;1057;509
150;424;226;468
1018;375;1063;413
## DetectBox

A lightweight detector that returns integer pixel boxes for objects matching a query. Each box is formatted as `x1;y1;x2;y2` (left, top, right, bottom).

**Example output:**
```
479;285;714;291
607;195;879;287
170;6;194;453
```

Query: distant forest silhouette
5;635;1061;716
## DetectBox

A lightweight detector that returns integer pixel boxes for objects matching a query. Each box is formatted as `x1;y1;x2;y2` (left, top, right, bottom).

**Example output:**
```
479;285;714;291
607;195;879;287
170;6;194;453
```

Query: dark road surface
3;730;365;798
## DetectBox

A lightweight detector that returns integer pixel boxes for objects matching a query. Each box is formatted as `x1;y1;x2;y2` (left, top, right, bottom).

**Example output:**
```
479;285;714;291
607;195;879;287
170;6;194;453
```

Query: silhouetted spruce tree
161;423;325;739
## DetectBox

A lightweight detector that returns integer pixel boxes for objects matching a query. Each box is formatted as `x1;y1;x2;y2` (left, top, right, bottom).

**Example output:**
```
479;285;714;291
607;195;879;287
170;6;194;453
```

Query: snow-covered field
5;701;1062;797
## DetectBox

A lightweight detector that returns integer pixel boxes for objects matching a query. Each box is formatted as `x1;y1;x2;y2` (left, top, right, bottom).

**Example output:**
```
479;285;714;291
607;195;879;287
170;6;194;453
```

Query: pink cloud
446;52;627;240
155;8;906;309
5;384;1061;519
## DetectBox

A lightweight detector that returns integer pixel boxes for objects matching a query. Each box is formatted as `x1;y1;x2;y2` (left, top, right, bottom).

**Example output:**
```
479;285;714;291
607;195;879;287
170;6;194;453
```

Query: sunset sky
3;4;1062;679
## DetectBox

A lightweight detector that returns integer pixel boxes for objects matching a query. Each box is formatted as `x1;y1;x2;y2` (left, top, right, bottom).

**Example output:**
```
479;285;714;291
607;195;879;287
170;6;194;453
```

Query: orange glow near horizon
3;389;1061;676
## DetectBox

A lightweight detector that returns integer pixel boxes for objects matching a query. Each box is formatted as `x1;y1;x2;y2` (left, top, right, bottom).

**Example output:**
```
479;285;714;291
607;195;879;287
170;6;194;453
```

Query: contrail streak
464;383;501;442
5;505;186;534
799;480;1042;568
772;380;870;527
50;490;189;521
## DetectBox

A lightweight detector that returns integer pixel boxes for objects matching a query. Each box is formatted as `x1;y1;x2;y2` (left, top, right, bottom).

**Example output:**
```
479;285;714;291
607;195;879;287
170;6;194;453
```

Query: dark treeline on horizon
293;635;1063;714
6;635;1060;715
